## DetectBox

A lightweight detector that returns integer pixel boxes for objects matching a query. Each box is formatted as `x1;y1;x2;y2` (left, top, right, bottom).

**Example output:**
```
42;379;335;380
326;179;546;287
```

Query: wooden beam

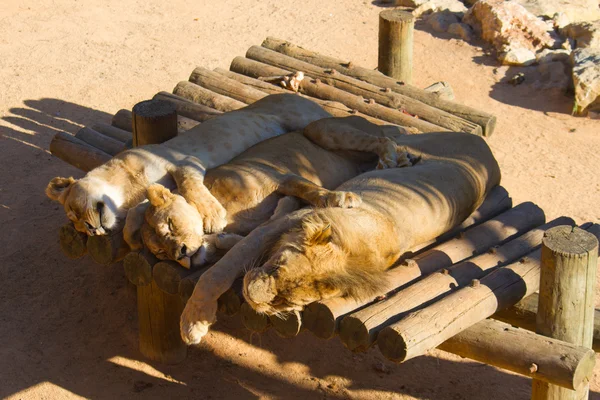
172;81;246;112
49;131;111;172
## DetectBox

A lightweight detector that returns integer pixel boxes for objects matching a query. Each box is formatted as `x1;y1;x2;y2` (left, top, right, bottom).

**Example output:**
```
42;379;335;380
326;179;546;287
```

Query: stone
571;47;600;113
513;0;600;24
535;61;572;89
427;10;461;32
413;0;467;18
463;0;557;54
448;22;474;40
561;20;600;49
395;0;431;6
499;48;537;66
536;48;571;64
552;12;570;30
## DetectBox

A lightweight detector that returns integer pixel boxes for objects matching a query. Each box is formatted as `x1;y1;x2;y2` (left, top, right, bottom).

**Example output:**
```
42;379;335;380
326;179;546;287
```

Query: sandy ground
1;0;599;399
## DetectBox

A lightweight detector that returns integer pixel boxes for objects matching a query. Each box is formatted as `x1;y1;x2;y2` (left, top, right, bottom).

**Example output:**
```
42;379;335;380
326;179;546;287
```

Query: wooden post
58;223;88;259
378;10;415;84
86;231;129;265
131;99;178;147
531;225;599;400
137;280;187;364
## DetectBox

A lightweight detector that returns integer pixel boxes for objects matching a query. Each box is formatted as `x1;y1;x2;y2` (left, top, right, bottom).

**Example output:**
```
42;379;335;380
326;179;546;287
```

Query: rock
561;21;600;49
508;72;526;85
536;48;571;64
413;0;467;18
463;0;557;55
535;61;572;89
448;22;474;40
395;0;431;6
427;10;461;32
552;12;570;30
513;0;600;24
423;81;455;100
499;48;537;66
571;47;600;113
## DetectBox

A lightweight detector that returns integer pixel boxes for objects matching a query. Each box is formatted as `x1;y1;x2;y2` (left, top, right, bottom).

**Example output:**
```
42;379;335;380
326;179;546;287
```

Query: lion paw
319;191;362;208
377;145;413;169
198;202;227;233
180;298;218;345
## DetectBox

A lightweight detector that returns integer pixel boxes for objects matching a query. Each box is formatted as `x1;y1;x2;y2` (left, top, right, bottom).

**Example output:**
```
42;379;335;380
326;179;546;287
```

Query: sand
1;0;599;399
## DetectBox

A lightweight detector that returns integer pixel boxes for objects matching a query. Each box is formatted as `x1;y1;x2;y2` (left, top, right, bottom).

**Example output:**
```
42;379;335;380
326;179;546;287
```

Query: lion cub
126;116;411;268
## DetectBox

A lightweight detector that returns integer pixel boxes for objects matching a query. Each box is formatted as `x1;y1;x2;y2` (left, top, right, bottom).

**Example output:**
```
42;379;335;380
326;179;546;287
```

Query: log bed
47;30;599;400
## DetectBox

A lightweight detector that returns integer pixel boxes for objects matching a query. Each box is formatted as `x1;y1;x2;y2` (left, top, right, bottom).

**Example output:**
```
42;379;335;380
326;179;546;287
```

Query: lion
45;94;331;237
124;116;412;268
180;130;501;344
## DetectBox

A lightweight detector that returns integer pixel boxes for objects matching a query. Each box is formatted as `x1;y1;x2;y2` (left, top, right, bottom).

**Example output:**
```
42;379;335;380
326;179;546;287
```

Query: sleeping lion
125;116;412;268
45;94;330;237
180;130;501;344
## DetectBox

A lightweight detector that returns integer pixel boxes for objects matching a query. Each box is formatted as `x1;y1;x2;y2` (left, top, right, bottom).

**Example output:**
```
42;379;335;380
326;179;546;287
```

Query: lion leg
270;196;302;221
170;163;227;233
277;174;362;208
303;119;408;169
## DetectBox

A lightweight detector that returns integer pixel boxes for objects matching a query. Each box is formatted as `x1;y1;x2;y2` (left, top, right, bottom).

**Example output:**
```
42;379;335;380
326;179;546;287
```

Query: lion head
242;213;388;315
46;176;125;235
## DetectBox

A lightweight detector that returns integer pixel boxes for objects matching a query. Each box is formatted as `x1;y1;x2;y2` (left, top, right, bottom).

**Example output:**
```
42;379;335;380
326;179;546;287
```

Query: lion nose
177;244;188;260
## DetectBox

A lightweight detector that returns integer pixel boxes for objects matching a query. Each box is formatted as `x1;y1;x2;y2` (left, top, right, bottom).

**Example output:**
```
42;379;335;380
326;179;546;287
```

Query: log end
270;311;302;338
153;261;185;295
218;287;242;316
339;315;372;352
123;251;154;286
572;348;596;390
377;326;408;363
303;302;337;339
59;224;88;259
86;235;114;265
240;302;270;333
132;99;176;119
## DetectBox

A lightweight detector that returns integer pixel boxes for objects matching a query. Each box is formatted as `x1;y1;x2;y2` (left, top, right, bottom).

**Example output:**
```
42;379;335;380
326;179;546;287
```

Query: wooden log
240;302;270;333
75;127;124;156
86;230;129;265
137;280;187;364
423;82;454;101
216;67;397;126
493;293;600;352
132;100;178;146
153;91;222;122
112;109;133;132
438;319;596;391
531;225;599;399
173;81;246;112
303;201;538;339
378;10;415;84
123;250;158;287
189;67;266;104
270;311;302;338
58;223;88;259
245;46;481;135
261;37;496;136
230;56;443;133
377;225;600;364
178;270;242;316
91;122;132;143
339;215;566;352
112;108;200;134
153;261;199;295
49;131;111;172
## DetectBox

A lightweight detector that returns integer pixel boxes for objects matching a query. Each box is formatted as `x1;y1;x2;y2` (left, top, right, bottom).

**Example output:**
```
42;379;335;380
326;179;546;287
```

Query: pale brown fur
127;116;410;268
45;94;330;236
180;130;500;344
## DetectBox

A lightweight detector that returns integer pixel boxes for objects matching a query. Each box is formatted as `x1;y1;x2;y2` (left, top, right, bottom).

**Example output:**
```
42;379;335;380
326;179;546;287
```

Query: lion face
242;216;345;315
46;176;124;235
142;184;206;268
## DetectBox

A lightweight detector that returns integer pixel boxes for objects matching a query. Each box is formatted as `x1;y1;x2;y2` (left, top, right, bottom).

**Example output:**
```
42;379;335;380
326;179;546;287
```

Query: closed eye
85;222;94;230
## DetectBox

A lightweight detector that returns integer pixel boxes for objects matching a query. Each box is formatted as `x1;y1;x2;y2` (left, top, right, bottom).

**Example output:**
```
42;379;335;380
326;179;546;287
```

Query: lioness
125;116;411;268
45;94;330;236
180;130;501;344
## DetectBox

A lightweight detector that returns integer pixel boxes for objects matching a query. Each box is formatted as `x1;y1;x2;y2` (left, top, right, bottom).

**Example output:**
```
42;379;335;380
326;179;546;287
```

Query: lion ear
305;222;332;246
147;184;173;207
46;177;76;203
